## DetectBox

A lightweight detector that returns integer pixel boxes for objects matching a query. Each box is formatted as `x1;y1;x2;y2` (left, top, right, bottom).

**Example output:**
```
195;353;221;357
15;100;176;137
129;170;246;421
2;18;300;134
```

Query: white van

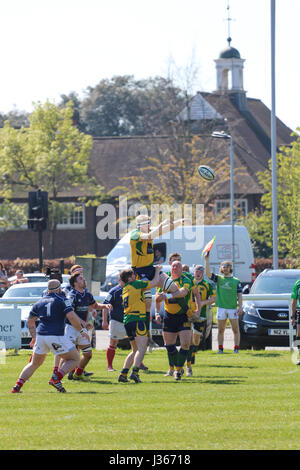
103;225;255;290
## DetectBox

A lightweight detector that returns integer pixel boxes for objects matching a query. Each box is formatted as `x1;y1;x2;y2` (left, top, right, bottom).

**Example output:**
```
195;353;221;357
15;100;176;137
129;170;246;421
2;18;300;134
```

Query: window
57;204;85;229
214;199;248;219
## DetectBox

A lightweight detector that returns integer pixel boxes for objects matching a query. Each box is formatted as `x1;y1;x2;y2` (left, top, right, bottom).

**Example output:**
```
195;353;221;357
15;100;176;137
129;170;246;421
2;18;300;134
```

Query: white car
8;272;70;284
0;282;67;348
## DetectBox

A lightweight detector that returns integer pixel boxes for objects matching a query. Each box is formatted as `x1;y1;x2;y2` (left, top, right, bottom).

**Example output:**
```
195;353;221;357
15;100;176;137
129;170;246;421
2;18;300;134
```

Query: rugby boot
49;378;66;393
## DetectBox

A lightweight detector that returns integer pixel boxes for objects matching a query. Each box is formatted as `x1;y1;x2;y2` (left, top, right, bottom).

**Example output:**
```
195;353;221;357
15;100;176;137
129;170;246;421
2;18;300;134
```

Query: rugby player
291;279;300;364
102;275;149;372
205;252;243;353
189;265;216;370
118;265;161;384
161;252;201;376
11;280;89;393
155;261;193;381
66;272;112;380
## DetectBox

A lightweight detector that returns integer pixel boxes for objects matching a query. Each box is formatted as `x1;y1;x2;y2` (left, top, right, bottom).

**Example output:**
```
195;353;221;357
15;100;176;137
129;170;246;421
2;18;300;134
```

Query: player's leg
163;330;178;376
216;308;227;353
130;334;149;383
106;338;118;371
73;344;93;381
229;316;240;353
11;352;46;393
175;328;192;380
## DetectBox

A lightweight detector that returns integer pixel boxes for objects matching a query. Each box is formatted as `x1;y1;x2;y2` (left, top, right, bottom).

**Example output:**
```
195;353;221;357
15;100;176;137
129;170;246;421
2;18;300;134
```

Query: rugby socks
176;348;189;369
120;368;129;377
191;345;198;364
12;377;25;392
186;345;194;367
165;344;177;368
74;367;84;377
53;368;65;380
106;345;116;369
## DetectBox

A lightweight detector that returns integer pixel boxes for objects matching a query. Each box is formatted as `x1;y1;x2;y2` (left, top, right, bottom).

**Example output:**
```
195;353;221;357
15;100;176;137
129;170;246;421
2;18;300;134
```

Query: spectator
0;262;10;292
205;252;243;353
11;270;29;285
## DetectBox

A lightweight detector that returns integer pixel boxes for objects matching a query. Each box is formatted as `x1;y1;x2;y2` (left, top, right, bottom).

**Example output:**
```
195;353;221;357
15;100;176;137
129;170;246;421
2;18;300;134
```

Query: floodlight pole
211;131;235;274
271;0;278;269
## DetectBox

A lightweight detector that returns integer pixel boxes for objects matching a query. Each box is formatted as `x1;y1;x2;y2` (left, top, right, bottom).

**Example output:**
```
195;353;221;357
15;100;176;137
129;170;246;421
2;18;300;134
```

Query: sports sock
234;345;239;350
14;377;25;390
121;368;129;376
176;348;189;368
54;368;65;380
53;366;59;375
74;367;84;377
106;345;116;368
132;366;139;374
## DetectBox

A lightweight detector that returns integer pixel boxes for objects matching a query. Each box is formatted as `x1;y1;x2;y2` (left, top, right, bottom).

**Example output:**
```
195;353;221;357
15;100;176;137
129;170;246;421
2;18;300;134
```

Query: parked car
8;272;69;284
239;269;300;350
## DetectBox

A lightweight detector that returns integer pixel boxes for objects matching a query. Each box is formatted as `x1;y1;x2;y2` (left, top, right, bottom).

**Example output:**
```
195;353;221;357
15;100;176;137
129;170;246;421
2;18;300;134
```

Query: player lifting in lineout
130;214;190;316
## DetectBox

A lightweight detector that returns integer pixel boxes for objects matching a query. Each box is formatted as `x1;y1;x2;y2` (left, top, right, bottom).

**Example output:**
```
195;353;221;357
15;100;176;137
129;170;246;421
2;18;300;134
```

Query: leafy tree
243;129;300;258
0;101;104;257
112;134;247;225
79;75;187;136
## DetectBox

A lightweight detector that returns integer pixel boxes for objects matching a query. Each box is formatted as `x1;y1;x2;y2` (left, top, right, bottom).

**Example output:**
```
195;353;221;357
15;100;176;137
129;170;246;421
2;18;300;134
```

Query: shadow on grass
247;352;282;358
151;375;246;385
207;364;257;370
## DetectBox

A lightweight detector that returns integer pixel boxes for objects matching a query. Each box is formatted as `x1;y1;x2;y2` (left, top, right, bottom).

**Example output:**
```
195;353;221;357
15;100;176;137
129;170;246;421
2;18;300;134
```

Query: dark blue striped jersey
29;293;73;336
66;288;96;323
104;285;124;323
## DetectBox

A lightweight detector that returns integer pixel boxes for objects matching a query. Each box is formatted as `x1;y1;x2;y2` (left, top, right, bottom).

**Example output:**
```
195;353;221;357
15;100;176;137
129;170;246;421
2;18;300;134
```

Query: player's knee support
144;289;152;301
81;346;92;354
165;344;177;355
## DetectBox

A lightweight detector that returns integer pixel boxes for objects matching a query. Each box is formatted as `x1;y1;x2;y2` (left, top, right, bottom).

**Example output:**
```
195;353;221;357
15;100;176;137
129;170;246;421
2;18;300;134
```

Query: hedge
1;257;76;276
2;257;300;278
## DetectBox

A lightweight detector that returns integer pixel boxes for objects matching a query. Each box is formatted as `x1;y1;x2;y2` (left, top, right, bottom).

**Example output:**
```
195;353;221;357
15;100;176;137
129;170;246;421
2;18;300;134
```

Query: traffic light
28;190;48;232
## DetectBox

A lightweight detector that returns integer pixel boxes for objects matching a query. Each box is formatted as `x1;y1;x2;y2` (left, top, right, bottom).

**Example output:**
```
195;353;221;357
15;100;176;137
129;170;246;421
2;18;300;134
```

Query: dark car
239;269;299;350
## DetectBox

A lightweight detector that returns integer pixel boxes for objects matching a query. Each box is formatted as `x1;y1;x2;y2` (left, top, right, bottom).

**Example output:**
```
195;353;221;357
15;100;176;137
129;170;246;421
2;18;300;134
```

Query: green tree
0;101;104;257
79;75;187;136
243;129;300;258
112;134;247;224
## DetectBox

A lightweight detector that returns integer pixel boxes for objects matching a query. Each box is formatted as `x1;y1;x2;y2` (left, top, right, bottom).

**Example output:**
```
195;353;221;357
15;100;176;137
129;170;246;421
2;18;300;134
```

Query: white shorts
216;307;238;320
109;319;127;340
33;335;75;356
65;324;91;347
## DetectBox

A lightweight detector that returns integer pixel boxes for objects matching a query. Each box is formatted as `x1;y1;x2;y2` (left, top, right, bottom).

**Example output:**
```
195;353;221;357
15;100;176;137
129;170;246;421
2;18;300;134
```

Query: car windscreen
251;276;300;294
107;243;131;265
3;286;45;298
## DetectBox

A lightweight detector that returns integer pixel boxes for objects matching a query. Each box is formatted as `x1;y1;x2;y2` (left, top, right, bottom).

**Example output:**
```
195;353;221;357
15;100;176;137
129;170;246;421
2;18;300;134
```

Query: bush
0;257;75;276
254;258;300;275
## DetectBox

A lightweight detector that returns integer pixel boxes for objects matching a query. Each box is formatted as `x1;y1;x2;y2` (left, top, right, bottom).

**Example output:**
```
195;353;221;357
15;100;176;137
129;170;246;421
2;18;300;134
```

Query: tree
79;75;187;137
112;133;247;225
243;129;300;259
0;101;104;257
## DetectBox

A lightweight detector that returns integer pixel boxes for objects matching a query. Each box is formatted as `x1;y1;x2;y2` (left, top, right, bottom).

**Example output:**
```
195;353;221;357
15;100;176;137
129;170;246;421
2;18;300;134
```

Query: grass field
1;347;300;450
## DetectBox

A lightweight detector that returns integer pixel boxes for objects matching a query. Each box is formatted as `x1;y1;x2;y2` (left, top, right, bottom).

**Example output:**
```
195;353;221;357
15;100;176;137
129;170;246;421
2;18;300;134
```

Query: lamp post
211;131;235;273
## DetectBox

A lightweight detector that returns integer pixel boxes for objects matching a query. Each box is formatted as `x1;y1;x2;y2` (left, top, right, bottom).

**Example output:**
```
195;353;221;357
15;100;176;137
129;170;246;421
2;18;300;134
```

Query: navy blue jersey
29;293;73;336
104;285;124;323
66;288;96;324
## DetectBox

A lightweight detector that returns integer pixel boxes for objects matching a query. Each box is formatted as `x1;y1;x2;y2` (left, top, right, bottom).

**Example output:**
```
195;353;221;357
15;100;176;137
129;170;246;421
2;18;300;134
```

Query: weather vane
226;0;233;47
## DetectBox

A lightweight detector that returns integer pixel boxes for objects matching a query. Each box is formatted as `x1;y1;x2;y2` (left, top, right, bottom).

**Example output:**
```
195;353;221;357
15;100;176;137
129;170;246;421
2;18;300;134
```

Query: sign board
0;308;21;349
75;257;107;291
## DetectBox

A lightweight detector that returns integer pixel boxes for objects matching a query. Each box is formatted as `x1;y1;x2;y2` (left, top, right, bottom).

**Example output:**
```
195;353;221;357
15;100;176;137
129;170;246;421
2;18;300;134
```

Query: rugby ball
198;165;215;181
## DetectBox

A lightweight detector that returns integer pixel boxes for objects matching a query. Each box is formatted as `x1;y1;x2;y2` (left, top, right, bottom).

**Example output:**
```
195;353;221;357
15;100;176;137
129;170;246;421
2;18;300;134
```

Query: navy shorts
133;266;156;281
124;320;149;341
163;313;191;333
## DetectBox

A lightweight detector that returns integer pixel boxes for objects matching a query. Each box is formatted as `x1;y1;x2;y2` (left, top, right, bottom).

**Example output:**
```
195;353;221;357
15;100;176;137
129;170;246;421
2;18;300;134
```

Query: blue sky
1;0;299;131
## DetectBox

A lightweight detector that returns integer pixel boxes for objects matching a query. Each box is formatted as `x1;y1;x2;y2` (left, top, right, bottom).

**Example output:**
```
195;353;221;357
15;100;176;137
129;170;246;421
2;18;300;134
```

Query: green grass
1;348;300;450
